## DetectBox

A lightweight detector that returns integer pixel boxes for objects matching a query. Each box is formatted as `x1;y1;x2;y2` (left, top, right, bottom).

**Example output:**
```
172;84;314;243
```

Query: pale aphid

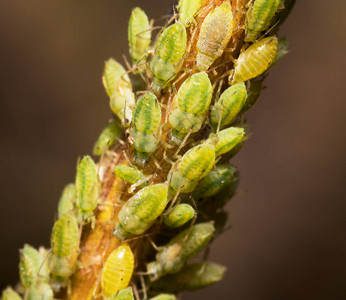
51;213;79;258
196;2;234;71
207;127;245;157
75;155;100;221
245;0;281;42
150;22;187;94
47;253;78;279
194;165;236;198
146;222;215;280
164;203;195;228
101;244;134;298
103;58;135;127
151;262;226;293
110;287;134;300
130;92;162;165
1;287;22;300
229;36;278;85
177;0;206;27
128;7;151;65
57;183;76;219
26;282;53;300
114;165;146;184
93;120;122;156
169;72;213;144
114;183;169;240
150;294;176;300
210;82;247;129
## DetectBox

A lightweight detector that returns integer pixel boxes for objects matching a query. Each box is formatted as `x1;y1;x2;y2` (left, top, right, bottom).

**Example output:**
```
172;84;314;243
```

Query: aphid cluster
2;0;293;299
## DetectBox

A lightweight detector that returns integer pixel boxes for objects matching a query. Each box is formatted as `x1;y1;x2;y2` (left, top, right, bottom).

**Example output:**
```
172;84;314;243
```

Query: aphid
210;82;247;129
272;37;289;66
245;0;281;42
101;244;134;298
57;183;76;219
47;253;78;279
240;77;264;114
207;127;245;157
27;282;53;300
1;287;21;300
150;294;176;300
151;262;226;293
103;58;135;127
177;0;206;27
128;7;151;66
51;212;79;258
164;203;195;228
196;2;234;71
150;22;187;94
130;92;162;165
147;222;215;280
110;287;134;300
75;155;100;221
229;36;278;85
93;120;122;156
114;183;169;240
168;144;215;193
168;72;213;144
114;165;146;184
19;245;48;288
193;165;236;198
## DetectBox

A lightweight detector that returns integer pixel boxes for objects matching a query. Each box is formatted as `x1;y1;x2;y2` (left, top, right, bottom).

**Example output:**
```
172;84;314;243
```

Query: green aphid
169;72;213;144
230;36;278;85
245;0;281;42
272;37;289;66
147;222;215;280
210;82;247;129
19;245;48;288
93;120;122;156
114;183;169;240
75;155;100;220
47;253;77;279
167;171;197;194
114;165;146;184
151;262;226;293
241;77;265;114
51;213;79;258
110;287;134;300
196;2;234;71
27;283;53;300
150;22;187;94
1;287;22;300
194;165;236;198
57;183;76;218
208;127;245;157
103;58;135;127
164;203;195;228
150;294;176;300
128;7;151;66
130;93;162;165
177;0;206;27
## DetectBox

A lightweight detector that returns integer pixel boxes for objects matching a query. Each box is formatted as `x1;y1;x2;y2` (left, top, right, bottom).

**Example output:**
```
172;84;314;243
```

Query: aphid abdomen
57;183;76;218
101;244;134;298
114;165;146;184
19;245;43;288
196;2;234;71
230;36;278;84
93;120;121;156
210;82;247;129
115;183;169;239
128;7;151;64
245;0;281;42
47;253;77;278
178;0;205;27
164;203;195;228
1;287;22;300
27;282;53;300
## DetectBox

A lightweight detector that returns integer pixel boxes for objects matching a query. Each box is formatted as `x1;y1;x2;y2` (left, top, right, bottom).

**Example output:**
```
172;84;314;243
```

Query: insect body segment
103;59;135;127
114;165;146;184
245;0;281;42
93;120;122;156
114;183;169;240
128;7;151;67
169;72;213;144
101;244;134;298
164;203;195;228
26;282;53;300
211;82;247;129
196;2;234;71
57;183;76;218
150;22;187;94
177;0;206;27
147;222;215;280
230;36;278;85
1;287;22;300
130;92;162;165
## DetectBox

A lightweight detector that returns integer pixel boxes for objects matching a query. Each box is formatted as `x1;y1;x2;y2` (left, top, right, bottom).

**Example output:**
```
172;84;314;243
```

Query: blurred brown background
1;1;345;299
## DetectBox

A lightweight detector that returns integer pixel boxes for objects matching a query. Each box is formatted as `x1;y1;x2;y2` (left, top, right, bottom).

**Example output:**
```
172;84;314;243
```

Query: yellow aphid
196;2;234;71
230;36;278;84
101;244;134;298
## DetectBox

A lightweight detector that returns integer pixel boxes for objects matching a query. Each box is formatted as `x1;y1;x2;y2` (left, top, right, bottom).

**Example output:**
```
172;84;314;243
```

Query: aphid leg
132;283;140;300
173;129;192;158
122;52;132;72
139;274;147;300
166;188;181;213
147;236;159;251
37;248;52;277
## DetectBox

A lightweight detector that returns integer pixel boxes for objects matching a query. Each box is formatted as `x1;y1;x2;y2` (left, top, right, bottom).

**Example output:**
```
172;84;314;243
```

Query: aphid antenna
173;129;192;158
139;273;148;299
23;287;29;300
121;52;132;73
257;20;280;41
131;283;140;300
166;188;181;213
37;248;52;278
